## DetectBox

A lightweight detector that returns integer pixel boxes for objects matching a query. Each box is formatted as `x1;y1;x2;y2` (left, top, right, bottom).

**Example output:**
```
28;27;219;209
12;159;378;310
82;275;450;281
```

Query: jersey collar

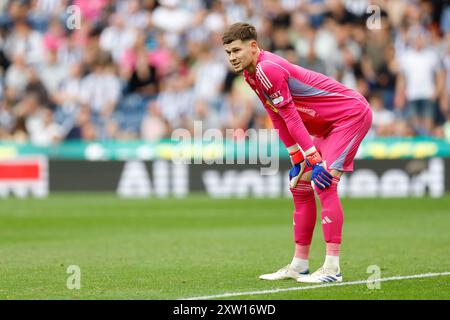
245;49;265;77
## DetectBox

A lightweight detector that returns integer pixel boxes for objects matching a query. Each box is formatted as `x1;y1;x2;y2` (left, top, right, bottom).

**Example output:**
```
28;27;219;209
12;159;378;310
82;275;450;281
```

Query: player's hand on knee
288;149;305;188
311;164;333;190
306;151;333;190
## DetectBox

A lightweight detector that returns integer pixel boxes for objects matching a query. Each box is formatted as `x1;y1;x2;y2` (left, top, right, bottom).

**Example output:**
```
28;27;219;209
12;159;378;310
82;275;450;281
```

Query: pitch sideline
181;271;450;300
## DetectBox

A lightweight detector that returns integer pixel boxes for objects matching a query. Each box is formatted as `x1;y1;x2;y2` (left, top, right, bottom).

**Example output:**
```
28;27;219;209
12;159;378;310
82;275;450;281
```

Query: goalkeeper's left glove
288;149;305;188
306;151;333;190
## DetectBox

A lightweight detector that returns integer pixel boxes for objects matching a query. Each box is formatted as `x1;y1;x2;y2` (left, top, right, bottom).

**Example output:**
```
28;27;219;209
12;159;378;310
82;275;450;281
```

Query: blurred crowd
0;0;449;146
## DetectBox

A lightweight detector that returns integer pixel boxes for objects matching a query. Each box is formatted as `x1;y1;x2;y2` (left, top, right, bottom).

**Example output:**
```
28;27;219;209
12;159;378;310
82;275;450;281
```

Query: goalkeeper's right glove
289;149;305;188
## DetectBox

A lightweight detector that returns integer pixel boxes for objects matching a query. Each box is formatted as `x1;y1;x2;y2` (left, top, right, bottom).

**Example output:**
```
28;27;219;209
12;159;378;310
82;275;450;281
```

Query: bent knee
329;169;343;178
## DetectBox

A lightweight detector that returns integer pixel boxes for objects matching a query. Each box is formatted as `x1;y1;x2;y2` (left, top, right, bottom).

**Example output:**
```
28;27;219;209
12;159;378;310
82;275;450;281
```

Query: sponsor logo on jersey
269;90;284;105
269;90;281;99
272;96;284;105
296;106;317;117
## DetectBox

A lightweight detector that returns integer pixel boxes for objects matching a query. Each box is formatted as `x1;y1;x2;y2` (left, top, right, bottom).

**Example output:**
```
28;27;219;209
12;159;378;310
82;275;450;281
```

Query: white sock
323;255;340;273
290;257;309;272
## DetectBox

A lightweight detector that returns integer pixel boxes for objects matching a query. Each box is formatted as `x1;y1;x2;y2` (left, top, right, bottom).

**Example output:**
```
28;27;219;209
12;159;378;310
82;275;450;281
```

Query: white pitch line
181;271;450;300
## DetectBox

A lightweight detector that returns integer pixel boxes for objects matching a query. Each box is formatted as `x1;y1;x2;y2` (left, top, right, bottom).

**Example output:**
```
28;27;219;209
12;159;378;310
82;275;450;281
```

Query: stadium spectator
140;101;169;142
26;105;64;146
151;0;194;48
0;98;14;139
189;99;221;132
155;74;194;132
192;45;227;110
38;47;68;99
99;13;137;62
120;31;159;97
53;61;84;134
395;26;444;135
25;67;52;108
4;53;30;103
116;0;151;30
3;19;44;65
369;92;396;137
73;0;109;24
65;105;97;141
79;53;121;123
219;85;253;133
42;17;66;53
28;0;69;31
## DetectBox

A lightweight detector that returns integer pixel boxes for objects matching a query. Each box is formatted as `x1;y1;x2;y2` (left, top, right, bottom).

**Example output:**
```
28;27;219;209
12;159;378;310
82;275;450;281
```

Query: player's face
224;39;256;73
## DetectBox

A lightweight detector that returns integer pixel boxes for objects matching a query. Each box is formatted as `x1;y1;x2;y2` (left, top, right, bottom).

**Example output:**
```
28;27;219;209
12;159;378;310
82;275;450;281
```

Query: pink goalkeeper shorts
313;109;373;172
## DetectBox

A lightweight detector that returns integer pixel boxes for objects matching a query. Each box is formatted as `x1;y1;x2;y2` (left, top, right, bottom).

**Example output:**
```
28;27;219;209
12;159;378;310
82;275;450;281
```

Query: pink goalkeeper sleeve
276;102;314;152
255;61;314;152
266;105;297;148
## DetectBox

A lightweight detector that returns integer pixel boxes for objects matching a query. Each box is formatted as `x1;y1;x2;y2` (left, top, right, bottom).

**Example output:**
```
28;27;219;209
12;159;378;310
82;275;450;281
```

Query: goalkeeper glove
288;149;305;188
306;151;333;190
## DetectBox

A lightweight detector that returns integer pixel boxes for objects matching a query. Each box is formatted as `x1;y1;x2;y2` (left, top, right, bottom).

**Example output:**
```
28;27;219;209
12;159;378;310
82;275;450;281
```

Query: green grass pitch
0;194;449;300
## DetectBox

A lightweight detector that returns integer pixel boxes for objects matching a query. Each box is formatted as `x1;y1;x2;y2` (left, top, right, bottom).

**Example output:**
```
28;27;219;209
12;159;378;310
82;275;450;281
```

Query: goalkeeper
223;23;373;283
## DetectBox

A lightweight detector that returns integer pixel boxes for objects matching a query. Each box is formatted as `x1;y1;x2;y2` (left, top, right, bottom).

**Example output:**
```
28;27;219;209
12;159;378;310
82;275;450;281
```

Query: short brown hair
222;22;257;45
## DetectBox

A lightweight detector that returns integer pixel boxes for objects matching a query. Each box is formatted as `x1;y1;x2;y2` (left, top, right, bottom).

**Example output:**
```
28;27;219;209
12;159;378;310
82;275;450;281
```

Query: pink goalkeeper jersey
243;50;371;152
